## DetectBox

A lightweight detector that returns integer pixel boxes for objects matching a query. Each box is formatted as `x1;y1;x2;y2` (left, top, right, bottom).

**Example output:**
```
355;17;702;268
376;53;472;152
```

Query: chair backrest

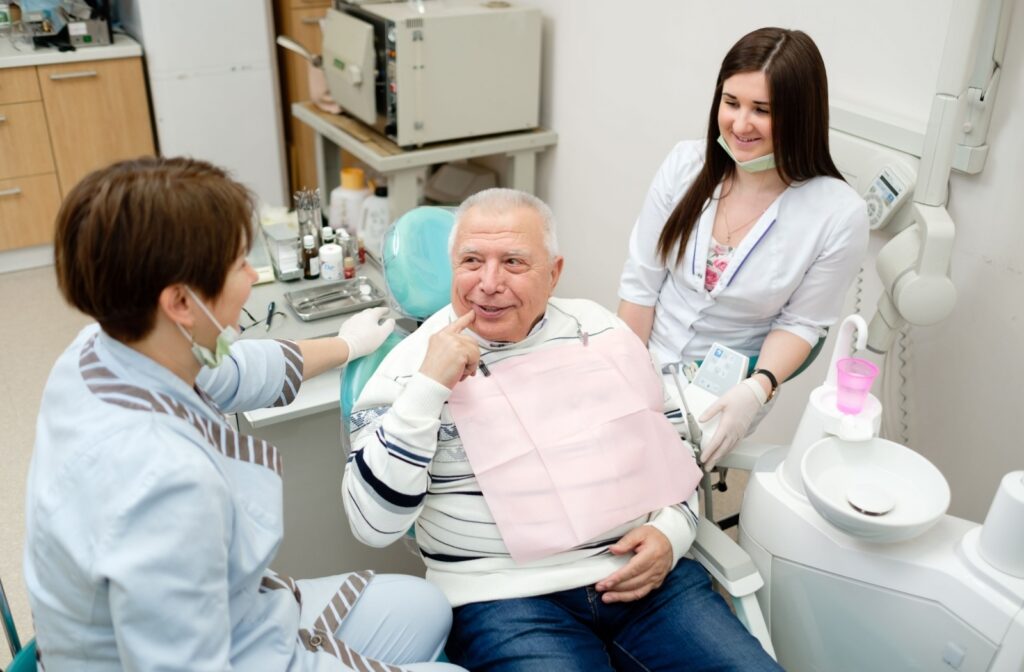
341;206;456;418
1;576;36;672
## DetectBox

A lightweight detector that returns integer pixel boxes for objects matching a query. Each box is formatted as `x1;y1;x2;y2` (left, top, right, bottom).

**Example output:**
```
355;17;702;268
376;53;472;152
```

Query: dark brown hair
54;156;254;342
657;27;844;265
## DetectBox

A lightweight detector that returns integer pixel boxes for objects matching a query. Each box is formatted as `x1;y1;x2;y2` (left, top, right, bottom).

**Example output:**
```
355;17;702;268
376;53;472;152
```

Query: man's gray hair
448;188;560;260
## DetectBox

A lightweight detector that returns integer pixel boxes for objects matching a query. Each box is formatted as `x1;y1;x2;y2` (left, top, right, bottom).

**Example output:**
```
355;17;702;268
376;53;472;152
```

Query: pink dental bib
447;327;701;563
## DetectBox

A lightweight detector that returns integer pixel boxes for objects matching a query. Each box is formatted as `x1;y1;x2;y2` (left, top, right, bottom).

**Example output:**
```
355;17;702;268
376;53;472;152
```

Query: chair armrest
691;518;763;597
715;442;785;471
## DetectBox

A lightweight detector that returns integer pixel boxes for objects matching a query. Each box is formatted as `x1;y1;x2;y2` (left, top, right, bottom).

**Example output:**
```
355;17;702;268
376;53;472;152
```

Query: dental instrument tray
283;277;386;321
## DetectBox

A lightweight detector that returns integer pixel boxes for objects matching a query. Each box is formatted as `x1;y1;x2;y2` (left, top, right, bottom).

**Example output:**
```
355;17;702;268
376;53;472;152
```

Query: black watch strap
751;368;779;401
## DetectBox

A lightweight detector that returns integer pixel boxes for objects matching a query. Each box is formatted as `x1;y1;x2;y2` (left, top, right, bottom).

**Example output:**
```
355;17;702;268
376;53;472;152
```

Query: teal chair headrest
343;206;457;420
382;206;455;321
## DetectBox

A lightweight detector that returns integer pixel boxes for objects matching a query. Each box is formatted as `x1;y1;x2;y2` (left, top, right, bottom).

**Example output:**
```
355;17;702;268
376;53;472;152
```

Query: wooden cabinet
0;57;154;252
275;0;331;193
0;174;61;250
38;59;155;197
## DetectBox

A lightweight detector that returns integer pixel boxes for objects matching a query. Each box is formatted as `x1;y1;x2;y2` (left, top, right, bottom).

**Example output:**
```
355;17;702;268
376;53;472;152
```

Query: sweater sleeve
342;325;451;547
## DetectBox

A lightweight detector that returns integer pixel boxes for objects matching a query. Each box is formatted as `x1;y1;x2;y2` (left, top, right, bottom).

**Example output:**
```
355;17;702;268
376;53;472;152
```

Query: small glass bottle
357;236;366;265
302;235;320;279
321;226;336;246
343;255;356;279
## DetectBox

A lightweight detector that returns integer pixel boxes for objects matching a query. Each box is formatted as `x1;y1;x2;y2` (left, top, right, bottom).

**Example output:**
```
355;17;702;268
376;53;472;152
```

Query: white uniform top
618;140;869;367
24;325;390;672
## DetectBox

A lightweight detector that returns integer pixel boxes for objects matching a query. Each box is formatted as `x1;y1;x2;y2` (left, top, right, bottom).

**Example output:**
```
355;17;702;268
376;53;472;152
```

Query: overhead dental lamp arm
867;0;1011;351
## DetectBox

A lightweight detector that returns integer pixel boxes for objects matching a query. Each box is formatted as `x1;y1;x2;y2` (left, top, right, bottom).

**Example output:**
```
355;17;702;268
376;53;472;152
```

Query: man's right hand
419;311;481;389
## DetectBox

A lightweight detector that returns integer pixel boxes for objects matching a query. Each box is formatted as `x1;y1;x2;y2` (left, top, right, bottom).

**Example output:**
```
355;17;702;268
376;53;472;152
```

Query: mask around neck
176;287;239;368
717;134;777;173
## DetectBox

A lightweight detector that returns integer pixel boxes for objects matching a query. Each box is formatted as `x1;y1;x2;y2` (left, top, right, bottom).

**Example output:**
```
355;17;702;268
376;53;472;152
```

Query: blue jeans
446;558;781;672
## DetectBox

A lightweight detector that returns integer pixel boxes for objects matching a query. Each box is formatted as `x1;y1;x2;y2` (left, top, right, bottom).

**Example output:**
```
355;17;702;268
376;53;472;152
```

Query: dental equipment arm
665;363;702;449
867;0;1010;352
867;204;957;353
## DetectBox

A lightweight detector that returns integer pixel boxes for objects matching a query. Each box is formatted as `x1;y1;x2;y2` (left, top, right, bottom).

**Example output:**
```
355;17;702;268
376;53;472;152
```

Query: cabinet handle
49;70;98;81
0;114;6;123
0;187;23;198
301;17;322;25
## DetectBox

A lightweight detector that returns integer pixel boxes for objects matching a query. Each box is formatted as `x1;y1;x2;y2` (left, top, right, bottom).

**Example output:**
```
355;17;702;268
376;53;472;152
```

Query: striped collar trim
79;335;284;478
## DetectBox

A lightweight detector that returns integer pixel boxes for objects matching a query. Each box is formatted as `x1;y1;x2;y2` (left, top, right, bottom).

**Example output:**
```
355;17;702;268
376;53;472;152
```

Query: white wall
521;0;1022;522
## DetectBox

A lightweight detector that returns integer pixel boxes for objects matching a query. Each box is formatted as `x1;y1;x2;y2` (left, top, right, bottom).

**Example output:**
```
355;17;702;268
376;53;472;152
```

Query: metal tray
284;277;386;322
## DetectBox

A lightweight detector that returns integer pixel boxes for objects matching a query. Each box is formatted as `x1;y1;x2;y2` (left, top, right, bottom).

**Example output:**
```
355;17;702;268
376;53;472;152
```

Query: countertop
238;255;402;429
0;32;141;68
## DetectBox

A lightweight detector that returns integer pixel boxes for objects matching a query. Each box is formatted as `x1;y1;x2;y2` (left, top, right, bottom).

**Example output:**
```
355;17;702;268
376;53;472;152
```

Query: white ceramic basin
801;437;950;543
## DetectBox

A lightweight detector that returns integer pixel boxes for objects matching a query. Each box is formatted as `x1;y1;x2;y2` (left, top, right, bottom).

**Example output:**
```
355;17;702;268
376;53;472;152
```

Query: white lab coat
23;325;389;672
619;140;869;367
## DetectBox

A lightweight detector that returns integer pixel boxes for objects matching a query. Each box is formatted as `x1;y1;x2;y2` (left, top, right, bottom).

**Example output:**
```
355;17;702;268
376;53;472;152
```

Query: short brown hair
657;27;843;265
54;157;254;342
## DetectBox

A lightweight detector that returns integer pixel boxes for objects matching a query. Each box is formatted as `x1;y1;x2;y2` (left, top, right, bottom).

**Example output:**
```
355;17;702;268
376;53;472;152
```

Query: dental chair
1;577;36;672
340;206;776;659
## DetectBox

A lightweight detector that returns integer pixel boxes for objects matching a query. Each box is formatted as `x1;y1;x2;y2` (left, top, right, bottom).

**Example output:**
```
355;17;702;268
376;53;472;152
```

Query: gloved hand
338;306;395;361
698;379;765;470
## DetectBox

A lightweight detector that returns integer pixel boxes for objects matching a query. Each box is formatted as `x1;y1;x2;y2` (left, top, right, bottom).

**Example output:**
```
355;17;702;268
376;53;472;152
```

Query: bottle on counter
302;235;320;279
328;167;369;236
343;255;356;280
358;184;390;261
321;226;336;246
319;243;343;281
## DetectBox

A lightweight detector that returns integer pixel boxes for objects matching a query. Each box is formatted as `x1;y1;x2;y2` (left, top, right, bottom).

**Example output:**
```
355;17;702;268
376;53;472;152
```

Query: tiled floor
1;264;91;664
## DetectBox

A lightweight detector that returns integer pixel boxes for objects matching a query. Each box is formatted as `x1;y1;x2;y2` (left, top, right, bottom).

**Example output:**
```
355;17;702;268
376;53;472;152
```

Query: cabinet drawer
0;67;41;105
0;173;62;251
0;101;56;180
37;58;155;195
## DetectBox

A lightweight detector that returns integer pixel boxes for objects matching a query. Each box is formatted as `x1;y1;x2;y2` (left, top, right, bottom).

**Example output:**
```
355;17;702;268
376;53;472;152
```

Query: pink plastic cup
835;357;879;415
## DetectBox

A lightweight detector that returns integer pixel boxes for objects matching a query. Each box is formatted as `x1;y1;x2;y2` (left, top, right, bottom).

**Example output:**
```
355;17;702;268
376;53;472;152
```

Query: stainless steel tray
284;277;386;322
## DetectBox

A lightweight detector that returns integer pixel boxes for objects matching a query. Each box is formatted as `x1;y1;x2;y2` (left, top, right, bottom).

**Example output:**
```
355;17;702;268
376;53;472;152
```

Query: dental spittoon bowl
801;436;950;543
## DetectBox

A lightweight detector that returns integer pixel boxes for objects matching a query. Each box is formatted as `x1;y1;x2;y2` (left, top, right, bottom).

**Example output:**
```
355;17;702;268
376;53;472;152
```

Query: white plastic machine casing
739;450;1024;671
324;0;541;147
737;318;1024;670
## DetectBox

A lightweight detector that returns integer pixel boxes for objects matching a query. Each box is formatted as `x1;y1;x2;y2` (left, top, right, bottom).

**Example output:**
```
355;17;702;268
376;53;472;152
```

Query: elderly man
342;189;782;671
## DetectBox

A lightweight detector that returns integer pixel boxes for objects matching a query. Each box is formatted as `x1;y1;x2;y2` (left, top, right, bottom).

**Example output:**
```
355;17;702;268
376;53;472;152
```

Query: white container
979;471;1024;577
329;167;368;235
319;243;344;281
359;185;391;261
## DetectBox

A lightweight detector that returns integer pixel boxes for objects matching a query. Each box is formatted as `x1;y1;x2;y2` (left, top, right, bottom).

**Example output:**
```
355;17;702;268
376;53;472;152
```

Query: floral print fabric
704;238;734;292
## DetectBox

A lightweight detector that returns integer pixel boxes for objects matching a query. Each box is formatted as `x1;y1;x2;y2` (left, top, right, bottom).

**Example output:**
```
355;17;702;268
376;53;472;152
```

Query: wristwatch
750;368;779;402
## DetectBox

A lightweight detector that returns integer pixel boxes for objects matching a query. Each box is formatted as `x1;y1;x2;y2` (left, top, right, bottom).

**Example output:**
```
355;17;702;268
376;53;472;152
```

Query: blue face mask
176;287;239;368
717;135;777;173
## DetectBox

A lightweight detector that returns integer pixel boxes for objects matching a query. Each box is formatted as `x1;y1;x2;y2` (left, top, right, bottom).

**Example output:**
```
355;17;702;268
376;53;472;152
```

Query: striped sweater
342;297;698;607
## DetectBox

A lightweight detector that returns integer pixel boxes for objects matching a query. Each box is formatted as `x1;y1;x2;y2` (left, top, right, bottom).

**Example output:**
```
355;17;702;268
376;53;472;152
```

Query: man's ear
158;284;194;330
549;256;564;290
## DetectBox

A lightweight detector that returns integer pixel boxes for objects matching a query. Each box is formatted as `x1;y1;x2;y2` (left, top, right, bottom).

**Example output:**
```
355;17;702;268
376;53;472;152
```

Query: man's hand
418;311;481;389
595;526;673;603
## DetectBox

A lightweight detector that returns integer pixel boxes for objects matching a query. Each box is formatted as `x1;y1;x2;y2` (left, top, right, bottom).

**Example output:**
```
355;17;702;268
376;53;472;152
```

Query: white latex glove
698;379;764;470
338;306;395;361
